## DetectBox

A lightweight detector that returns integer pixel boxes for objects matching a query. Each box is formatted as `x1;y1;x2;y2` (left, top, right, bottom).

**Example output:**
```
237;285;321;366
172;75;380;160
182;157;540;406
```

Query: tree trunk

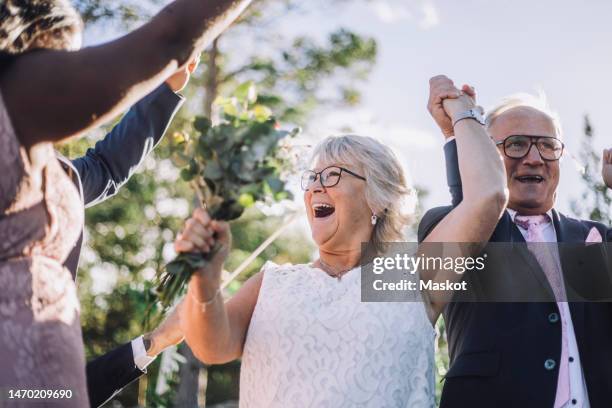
174;42;221;404
173;344;207;407
204;37;220;120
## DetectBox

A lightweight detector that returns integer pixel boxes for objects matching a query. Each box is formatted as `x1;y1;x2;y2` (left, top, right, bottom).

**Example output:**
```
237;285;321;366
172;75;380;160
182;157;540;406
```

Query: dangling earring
371;214;378;225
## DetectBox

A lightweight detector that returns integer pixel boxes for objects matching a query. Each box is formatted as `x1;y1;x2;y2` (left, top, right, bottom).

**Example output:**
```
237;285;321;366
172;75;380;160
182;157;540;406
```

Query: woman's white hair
309;135;415;253
485;91;563;138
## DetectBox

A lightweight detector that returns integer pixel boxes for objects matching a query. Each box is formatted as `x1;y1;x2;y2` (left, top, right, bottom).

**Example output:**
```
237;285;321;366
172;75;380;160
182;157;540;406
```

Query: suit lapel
493;211;525;242
552;209;585;244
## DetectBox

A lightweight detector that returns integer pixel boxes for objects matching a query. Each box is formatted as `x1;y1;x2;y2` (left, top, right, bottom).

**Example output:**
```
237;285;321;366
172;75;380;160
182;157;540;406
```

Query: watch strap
452;108;485;127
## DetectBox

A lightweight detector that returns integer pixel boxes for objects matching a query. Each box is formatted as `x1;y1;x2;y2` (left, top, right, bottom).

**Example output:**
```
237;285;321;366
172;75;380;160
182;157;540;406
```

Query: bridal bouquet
153;82;299;310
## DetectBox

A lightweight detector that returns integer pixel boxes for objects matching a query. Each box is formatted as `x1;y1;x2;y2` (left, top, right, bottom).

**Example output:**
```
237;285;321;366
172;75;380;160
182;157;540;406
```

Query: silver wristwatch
452;108;485;127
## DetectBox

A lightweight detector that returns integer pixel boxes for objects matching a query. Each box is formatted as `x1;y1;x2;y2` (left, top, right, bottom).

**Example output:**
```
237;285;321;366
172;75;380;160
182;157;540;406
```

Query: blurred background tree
571;116;612;224
65;0;378;406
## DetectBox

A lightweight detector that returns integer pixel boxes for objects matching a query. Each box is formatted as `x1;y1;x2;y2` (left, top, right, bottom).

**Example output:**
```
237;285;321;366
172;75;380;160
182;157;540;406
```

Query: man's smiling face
489;106;561;215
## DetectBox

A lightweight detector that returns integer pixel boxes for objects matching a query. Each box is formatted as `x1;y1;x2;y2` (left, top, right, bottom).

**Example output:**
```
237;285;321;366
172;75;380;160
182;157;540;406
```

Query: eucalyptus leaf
180;168;195;181
235;81;257;105
189;158;200;175
212;200;244;221
194;117;212;133
253;105;273;121
222;103;239;117
266;177;284;193
204;161;224;180
196;138;214;160
275;191;292;201
238;193;255;208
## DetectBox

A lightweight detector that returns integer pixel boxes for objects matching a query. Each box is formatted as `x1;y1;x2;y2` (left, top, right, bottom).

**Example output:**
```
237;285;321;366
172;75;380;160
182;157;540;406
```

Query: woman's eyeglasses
496;135;564;161
301;165;366;191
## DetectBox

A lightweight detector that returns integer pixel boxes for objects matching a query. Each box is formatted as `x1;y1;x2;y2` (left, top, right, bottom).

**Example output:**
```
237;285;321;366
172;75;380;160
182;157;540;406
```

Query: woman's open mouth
313;203;335;218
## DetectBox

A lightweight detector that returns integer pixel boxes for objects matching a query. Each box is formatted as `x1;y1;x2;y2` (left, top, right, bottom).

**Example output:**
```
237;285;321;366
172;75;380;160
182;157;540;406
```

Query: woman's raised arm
0;0;251;149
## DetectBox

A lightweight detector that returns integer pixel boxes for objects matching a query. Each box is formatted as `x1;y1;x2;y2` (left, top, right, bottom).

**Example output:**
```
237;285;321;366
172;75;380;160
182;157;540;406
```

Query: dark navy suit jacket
418;139;612;408
58;84;184;407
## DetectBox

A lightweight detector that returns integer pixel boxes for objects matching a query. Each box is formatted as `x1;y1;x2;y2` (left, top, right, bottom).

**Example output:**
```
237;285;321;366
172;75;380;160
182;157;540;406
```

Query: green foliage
224;28;377;124
154;83;300;311
434;319;449;405
77;0;377;126
570;116;612;224
73;0;156;25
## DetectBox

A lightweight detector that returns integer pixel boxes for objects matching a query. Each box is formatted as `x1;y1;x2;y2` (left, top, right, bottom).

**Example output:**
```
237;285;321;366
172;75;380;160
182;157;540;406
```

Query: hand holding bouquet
153;82;299;312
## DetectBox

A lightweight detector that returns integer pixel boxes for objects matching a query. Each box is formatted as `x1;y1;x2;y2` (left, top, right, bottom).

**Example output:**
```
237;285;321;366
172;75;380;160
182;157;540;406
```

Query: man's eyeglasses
301;165;366;191
496;135;564;161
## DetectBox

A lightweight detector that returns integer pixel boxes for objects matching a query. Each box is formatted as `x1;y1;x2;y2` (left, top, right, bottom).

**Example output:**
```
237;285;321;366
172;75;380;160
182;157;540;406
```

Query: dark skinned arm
0;0;251;149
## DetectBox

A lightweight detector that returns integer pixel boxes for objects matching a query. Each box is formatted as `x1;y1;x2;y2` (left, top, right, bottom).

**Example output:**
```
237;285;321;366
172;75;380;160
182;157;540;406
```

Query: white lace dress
239;262;436;407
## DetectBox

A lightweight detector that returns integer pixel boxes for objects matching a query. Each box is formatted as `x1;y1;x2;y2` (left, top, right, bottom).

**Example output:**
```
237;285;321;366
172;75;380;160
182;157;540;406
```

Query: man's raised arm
69;60;199;207
70;82;183;207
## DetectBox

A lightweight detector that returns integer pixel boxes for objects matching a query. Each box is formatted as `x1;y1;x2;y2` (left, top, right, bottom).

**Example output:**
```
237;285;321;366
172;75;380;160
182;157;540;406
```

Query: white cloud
369;0;440;29
420;2;440;29
301;107;438;151
370;1;412;24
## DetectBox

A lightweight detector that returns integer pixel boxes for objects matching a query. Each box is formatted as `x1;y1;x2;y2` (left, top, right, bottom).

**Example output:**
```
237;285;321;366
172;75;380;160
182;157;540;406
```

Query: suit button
548;312;559;323
544;359;556;370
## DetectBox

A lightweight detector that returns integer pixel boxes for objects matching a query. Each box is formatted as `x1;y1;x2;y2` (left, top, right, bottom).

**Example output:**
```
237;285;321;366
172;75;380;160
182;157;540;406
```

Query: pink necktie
514;215;570;408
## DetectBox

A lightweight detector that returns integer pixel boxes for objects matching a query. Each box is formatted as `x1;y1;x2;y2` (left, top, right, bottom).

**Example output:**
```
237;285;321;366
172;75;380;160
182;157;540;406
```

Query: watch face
471;109;485;125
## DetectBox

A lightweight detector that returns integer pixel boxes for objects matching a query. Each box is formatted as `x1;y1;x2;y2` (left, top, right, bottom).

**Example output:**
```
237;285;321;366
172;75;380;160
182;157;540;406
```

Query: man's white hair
485;91;563;138
309;135;415;253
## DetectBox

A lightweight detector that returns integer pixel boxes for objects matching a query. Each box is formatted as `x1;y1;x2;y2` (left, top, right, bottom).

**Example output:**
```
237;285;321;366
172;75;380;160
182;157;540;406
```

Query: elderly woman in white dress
177;77;507;407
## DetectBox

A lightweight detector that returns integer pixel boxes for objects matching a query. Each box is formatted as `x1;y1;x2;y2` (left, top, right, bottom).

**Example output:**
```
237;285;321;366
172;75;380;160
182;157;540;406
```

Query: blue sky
282;0;612;214
84;0;612;214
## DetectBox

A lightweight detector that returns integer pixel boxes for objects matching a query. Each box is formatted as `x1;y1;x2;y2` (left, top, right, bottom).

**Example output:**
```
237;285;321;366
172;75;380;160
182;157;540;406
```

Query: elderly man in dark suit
58;60;198;407
419;76;612;408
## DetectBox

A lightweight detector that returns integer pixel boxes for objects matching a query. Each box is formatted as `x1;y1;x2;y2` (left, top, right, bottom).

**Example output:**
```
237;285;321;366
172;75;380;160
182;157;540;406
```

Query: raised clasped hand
428;75;480;138
165;53;202;93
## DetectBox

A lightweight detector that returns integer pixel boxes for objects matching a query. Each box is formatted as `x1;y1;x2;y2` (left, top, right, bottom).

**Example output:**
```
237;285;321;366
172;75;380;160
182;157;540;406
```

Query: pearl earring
371;214;378;225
